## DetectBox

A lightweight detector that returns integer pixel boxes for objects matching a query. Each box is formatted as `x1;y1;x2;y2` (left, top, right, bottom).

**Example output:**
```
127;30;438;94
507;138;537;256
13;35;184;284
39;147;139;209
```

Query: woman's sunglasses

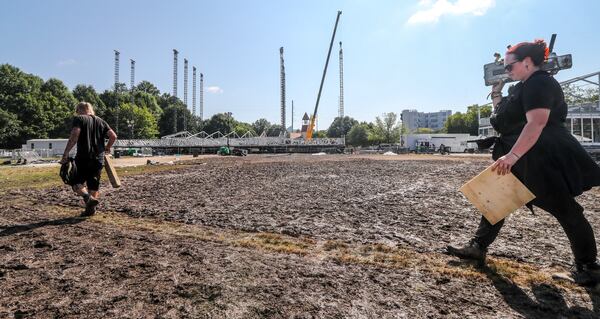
504;60;520;72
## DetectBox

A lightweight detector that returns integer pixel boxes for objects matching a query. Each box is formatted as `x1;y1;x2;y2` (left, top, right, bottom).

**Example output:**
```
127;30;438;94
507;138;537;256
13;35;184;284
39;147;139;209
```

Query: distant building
401;109;452;132
22;139;69;157
300;112;310;138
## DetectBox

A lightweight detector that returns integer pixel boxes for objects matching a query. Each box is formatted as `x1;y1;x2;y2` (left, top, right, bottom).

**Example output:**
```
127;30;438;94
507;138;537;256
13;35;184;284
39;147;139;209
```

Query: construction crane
306;10;342;139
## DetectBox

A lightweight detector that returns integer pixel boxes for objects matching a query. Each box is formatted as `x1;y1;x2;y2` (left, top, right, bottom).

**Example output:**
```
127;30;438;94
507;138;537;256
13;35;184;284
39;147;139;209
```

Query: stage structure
114;132;345;154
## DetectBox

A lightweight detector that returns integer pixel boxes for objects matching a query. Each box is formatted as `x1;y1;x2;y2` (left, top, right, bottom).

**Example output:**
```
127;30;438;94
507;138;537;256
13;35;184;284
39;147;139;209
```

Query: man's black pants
474;194;597;264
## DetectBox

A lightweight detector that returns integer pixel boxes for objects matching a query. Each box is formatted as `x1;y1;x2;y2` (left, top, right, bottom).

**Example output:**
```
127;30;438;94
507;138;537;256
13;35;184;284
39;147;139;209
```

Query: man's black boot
81;197;99;217
447;240;487;263
572;261;600;286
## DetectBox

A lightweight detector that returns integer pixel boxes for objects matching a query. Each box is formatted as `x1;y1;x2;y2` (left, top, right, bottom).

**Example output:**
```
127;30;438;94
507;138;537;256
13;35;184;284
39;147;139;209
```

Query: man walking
60;102;117;216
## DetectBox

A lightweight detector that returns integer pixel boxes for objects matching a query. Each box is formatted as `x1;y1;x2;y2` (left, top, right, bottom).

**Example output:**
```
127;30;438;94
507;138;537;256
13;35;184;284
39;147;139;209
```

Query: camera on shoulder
483;34;572;86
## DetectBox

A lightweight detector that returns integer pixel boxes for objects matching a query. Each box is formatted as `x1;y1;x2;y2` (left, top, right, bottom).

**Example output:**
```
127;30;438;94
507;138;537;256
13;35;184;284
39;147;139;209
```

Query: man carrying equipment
60;102;117;216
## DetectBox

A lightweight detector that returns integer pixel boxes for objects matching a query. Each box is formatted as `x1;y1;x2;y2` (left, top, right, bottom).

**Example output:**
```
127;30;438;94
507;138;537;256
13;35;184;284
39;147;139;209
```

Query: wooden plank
459;165;535;225
104;154;121;188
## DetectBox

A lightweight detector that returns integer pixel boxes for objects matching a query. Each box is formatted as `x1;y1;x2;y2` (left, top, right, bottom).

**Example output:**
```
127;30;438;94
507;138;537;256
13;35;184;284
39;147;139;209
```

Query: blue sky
1;0;598;129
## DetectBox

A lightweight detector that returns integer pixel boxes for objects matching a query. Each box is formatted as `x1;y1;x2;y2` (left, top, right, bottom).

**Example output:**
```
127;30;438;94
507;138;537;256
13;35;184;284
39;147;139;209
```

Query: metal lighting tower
184;58;189;106
173;49;178;97
200;73;204;121
192;66;197;116
114;50;120;89
291;100;294;132
114;50;120;135
130;59;135;104
130;59;135;90
280;47;286;134
339;41;344;118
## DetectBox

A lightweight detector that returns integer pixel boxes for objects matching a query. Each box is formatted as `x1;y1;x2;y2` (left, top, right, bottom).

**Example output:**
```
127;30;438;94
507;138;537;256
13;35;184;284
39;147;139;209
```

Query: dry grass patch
322;240;349;251
330;244;416;269
0;164;192;194
234;233;312;255
485;257;580;291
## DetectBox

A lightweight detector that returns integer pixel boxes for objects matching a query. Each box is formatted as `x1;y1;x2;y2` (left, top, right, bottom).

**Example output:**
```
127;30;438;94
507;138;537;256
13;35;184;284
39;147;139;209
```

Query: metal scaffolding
114;132;345;149
560;71;600;109
280;47;286;133
200;73;204;121
184;58;188;106
339;41;344;118
114;50;120;89
192;66;197;116
114;50;120;135
560;71;600;144
173;49;178;97
130;59;135;104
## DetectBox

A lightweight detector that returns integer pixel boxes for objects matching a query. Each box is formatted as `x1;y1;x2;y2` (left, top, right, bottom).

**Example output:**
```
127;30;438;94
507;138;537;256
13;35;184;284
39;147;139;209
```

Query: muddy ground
1;154;600;318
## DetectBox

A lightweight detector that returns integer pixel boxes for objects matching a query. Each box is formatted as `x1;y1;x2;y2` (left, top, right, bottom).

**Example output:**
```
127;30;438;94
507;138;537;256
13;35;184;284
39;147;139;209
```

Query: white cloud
57;59;77;66
407;0;495;25
206;86;223;94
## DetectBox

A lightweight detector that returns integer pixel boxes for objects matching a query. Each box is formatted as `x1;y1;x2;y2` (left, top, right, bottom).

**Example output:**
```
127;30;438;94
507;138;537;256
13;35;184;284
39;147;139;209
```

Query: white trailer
406;134;478;153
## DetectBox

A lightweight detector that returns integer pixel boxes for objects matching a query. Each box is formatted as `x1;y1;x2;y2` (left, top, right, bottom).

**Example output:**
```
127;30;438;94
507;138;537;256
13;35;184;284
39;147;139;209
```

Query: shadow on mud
0;216;87;237
480;263;600;319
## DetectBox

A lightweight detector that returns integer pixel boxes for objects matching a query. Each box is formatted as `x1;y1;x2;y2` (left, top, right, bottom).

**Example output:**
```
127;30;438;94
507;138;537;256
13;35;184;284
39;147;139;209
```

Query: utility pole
114;50;120;135
280;47;286;135
339;41;344;118
291;100;294;132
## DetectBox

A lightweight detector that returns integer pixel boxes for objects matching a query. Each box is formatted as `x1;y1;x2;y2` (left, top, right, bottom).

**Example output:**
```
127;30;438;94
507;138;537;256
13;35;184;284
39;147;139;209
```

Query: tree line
8;63;584;149
0;64;410;148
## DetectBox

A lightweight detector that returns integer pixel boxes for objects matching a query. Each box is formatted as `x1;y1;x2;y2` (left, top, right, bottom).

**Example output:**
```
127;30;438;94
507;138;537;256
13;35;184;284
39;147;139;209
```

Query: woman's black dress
491;70;600;198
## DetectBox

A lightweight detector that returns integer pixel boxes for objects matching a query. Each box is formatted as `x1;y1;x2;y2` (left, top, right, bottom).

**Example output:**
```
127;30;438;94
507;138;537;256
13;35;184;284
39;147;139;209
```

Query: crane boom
306;10;342;139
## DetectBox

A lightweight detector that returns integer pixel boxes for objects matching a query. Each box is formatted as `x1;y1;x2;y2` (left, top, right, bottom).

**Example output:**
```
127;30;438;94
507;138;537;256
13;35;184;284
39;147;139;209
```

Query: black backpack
60;157;77;185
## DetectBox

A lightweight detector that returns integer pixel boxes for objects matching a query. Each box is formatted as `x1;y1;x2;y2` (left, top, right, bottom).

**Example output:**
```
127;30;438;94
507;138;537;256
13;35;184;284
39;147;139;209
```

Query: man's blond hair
75;102;95;115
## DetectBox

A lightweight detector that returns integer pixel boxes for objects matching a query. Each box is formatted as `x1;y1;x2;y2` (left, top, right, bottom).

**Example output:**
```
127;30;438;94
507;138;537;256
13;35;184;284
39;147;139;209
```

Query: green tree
39;78;77;138
73;84;107;117
157;93;179;110
0;65;76;146
266;124;284;136
135;80;161;97
373;112;401;144
445;104;491;135
0;108;21;148
115;103;159;139
251;118;272;136
314;130;327;138
158;103;196;136
132;91;161;117
233;122;255;136
202;112;234;135
563;84;599;106
327;116;358;138
346;124;369;146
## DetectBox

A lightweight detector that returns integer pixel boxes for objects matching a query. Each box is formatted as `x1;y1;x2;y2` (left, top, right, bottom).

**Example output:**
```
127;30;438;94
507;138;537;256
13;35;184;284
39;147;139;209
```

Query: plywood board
104;154;121;188
459;165;535;225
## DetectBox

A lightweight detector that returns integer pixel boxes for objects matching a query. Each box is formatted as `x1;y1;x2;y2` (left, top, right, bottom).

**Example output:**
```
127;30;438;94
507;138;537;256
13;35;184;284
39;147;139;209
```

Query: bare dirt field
2;154;600;318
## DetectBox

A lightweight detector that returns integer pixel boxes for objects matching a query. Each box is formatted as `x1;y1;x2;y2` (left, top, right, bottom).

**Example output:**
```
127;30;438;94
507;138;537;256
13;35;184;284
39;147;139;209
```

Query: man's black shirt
72;115;111;160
